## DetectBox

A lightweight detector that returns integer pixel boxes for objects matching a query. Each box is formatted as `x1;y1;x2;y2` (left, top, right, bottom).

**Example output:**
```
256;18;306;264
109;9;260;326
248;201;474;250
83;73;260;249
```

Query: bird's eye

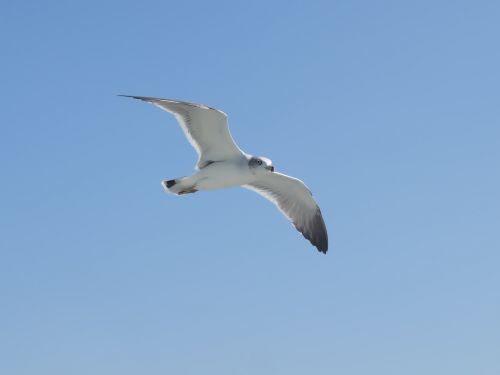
257;160;262;165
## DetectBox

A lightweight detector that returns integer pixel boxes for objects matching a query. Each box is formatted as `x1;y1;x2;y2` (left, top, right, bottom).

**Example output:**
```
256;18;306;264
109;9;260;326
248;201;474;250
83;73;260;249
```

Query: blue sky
1;0;499;374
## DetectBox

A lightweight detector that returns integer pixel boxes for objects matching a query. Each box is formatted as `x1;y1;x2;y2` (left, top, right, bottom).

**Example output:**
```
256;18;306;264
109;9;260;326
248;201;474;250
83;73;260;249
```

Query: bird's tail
161;177;198;195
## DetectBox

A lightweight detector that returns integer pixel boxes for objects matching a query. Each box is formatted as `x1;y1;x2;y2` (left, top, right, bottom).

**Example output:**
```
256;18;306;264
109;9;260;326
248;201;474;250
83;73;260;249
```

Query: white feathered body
166;156;256;194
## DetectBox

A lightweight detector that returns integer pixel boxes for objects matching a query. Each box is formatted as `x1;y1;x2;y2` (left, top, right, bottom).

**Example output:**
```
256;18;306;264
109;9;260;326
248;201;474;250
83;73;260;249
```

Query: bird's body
166;156;252;194
122;95;329;253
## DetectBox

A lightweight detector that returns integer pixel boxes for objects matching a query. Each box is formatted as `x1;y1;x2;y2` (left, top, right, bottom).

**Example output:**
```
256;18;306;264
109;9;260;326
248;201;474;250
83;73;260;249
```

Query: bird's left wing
121;95;245;169
244;172;328;253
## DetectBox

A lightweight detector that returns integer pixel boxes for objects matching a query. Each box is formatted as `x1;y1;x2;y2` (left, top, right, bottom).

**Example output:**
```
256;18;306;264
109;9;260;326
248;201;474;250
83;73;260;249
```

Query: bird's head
249;156;274;174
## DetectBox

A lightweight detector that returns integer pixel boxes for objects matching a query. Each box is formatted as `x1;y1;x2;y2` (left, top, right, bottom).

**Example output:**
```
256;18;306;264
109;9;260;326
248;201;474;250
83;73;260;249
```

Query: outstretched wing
122;95;245;169
245;172;328;253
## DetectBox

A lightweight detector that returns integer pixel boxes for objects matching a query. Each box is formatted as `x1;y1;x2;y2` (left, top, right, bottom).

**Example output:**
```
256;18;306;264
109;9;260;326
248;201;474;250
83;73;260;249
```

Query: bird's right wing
245;172;328;253
122;95;245;169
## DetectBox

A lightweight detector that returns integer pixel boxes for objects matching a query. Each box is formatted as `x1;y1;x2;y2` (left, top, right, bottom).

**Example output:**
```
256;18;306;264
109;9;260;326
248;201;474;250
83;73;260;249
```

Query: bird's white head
248;156;274;174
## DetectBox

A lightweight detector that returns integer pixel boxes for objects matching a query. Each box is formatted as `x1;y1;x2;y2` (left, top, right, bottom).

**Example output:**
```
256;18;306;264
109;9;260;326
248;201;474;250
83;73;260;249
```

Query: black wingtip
306;235;328;254
118;95;162;103
118;94;140;99
314;237;328;254
310;208;328;254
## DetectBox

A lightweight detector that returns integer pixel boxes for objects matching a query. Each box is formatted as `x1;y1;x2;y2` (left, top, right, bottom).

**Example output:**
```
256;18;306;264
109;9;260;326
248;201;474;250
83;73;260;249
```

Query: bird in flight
122;95;328;253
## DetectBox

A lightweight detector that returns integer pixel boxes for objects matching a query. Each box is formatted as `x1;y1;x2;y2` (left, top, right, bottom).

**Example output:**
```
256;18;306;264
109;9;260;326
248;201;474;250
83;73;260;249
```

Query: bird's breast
195;160;252;190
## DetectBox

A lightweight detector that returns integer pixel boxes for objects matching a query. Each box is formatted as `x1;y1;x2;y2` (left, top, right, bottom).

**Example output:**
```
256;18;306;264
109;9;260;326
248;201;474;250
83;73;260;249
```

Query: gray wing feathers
122;95;244;169
245;172;328;253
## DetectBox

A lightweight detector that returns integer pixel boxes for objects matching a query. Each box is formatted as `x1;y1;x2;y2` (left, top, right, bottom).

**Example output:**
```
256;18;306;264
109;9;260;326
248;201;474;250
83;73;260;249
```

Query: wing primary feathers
118;95;222;112
245;172;328;254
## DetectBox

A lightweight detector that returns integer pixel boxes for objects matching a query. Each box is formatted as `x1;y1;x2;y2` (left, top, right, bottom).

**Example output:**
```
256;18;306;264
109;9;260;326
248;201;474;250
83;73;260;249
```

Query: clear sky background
1;1;499;374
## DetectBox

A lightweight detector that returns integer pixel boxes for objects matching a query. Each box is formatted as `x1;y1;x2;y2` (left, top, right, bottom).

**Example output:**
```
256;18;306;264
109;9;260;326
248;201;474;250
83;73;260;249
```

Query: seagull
122;95;328;253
